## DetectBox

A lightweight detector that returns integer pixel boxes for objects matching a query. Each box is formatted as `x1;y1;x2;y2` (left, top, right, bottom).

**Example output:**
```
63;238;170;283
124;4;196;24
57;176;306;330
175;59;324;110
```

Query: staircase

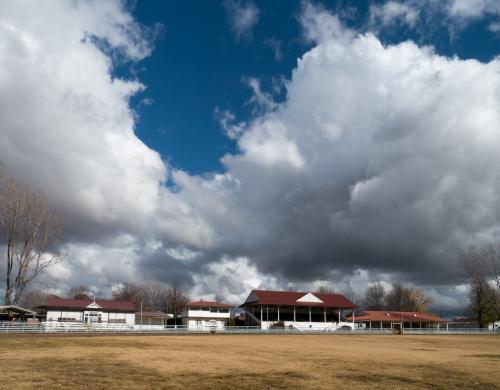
244;309;262;327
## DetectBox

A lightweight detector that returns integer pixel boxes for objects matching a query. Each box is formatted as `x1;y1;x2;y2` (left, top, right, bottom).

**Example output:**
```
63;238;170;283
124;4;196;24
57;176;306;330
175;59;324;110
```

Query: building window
57;317;77;322
84;313;102;323
109;319;126;324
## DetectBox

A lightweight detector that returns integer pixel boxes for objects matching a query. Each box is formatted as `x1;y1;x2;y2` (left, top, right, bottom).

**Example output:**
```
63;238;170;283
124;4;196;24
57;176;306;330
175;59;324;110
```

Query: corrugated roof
187;300;234;308
241;290;357;309
346;310;447;323
43;298;135;312
0;305;37;315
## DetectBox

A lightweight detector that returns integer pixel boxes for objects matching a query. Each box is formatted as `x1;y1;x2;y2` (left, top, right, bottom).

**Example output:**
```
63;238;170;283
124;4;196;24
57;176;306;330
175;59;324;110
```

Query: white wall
46;310;83;322
182;309;230;319
182;318;227;331
46;310;134;327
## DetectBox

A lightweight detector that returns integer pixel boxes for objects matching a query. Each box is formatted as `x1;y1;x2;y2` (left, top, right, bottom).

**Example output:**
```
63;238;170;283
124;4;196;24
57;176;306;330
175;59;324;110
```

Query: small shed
0;305;37;322
134;311;171;330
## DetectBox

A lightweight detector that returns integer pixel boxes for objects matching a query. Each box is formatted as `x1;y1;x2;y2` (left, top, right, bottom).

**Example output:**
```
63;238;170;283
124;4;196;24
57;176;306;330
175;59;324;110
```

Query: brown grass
1;334;499;389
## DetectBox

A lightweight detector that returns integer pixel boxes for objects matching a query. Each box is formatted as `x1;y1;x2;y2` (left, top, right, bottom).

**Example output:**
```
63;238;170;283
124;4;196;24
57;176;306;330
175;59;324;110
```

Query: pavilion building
345;310;448;330
240;290;358;331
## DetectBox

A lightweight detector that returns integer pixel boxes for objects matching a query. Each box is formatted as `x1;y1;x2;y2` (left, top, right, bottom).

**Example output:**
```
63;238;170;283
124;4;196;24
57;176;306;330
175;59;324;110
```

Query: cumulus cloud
191;3;500;308
224;0;260;41
0;0;166;243
2;1;500;312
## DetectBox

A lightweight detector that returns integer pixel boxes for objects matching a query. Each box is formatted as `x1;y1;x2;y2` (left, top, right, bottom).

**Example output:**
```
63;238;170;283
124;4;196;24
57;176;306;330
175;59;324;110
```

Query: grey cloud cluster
1;1;500;310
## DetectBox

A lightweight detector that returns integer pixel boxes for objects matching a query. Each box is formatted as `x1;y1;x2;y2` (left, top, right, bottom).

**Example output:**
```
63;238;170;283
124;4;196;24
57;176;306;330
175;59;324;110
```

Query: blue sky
130;1;308;173
1;0;500;312
129;0;499;174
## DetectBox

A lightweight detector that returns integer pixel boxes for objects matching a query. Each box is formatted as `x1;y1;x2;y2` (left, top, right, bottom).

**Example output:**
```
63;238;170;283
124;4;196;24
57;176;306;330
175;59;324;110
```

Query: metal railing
0;322;498;335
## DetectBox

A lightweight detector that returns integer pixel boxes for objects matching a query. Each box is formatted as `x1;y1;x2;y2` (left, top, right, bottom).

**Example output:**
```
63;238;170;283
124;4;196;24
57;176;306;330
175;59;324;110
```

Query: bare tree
112;283;147;309
67;285;91;300
165;281;190;322
363;283;386;310
460;244;500;327
143;284;169;312
384;283;433;313
19;289;53;309
316;286;335;294
0;167;63;305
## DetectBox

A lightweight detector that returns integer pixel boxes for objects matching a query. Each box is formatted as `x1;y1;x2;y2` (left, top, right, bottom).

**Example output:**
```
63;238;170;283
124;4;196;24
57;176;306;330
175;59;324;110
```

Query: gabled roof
186;300;234;308
41;298;135;312
241;290;357;309
346;310;447;323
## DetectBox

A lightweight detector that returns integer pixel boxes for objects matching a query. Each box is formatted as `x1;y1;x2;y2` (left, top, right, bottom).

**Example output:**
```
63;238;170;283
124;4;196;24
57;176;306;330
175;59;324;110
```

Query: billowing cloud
224;0;260;41
0;0;165;243
2;1;500;312
172;3;500;307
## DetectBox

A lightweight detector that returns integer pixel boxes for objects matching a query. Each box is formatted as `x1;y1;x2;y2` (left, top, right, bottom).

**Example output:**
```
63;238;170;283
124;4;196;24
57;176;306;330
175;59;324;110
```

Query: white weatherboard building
39;298;136;328
182;300;233;331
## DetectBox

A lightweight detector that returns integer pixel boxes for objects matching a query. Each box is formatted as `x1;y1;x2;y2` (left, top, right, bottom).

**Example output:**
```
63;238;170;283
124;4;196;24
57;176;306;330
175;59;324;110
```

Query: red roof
346;311;447;323
241;290;357;309
186;300;234;308
43;298;135;312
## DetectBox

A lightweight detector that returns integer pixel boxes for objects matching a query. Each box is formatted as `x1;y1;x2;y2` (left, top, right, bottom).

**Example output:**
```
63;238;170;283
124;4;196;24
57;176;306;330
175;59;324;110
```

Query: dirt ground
1;334;499;389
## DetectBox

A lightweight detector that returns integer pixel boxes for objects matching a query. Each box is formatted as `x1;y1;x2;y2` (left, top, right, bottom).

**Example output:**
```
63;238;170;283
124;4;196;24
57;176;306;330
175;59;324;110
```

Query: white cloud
224;0;260;41
2;1;500;312
489;22;500;32
0;0;166;240
215;108;246;140
370;1;420;28
448;0;500;19
265;38;283;61
188;4;500;306
192;257;279;304
245;77;278;112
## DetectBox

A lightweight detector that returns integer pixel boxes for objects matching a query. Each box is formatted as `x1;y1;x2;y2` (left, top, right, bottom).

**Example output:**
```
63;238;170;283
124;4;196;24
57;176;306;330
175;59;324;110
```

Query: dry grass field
1;334;499;389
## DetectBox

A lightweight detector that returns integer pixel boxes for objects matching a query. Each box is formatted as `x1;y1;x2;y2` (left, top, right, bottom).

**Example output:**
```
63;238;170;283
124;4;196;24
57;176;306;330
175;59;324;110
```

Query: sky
1;0;500;315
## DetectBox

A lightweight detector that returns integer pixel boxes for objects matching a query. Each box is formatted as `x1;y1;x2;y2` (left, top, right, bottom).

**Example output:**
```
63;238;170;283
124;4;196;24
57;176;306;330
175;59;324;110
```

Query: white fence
0;322;499;335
